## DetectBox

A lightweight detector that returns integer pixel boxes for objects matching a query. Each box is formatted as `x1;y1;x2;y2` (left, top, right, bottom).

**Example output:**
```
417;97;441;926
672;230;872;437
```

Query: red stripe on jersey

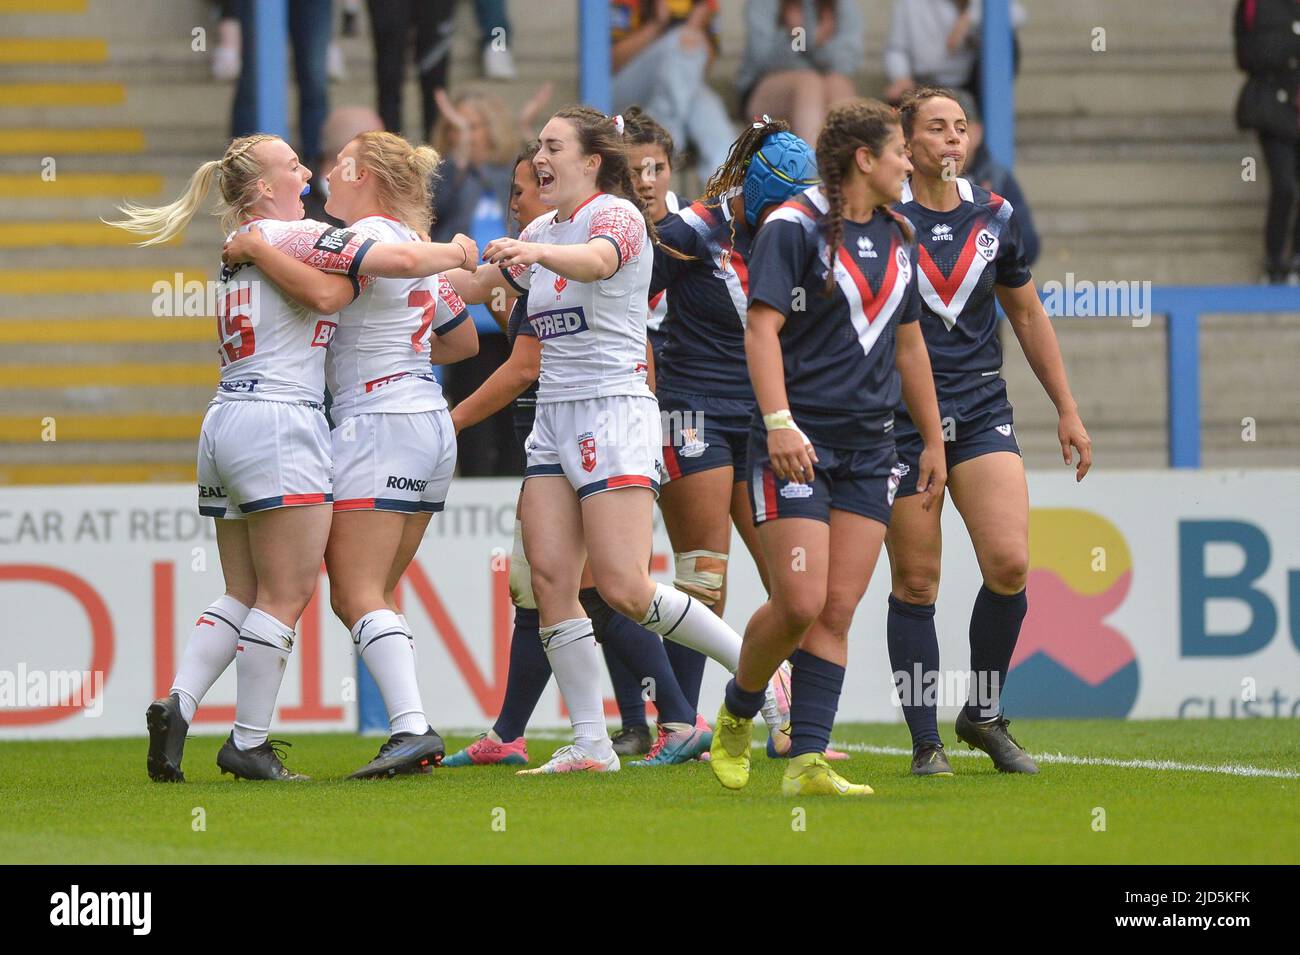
333;498;376;511
281;493;328;506
649;290;665;309
836;241;900;323
662;443;682;481
918;228;981;306
763;468;779;518
606;474;653;490
773;198;817;221
729;248;750;294
560;192;603;222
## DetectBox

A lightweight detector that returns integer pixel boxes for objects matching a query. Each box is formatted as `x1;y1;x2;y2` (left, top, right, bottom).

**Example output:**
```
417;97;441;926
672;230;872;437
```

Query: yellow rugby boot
709;703;753;790
780;752;874;796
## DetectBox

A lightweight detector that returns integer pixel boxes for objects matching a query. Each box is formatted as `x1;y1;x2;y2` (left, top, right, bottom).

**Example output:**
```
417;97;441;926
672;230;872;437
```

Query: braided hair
698;115;792;254
815;98;914;295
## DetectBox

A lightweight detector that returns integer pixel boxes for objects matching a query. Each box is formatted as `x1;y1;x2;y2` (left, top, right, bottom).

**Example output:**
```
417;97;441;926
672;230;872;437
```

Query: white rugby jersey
326;214;470;421
503;192;654;403
215;217;371;404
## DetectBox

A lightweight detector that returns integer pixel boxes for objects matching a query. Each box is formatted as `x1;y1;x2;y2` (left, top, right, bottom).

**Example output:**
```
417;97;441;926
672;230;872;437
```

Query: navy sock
965;585;1028;722
601;611;696;726
723;676;767;721
886;595;941;747
789;648;845;758
492;606;550;743
664;639;706;712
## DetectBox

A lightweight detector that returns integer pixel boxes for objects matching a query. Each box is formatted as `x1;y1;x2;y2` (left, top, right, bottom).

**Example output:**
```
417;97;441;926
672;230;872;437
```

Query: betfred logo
314;228;355;254
197;484;225;498
311;319;337;347
1006;509;1138;718
529;307;588;341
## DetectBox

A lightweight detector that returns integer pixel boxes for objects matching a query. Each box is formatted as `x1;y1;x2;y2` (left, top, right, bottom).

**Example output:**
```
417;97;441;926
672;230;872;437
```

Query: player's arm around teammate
109;135;336;780
712;100;946;796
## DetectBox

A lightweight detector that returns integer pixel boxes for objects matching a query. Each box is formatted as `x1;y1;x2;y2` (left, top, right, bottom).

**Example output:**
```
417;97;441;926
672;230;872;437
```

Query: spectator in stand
477;0;517;79
737;0;863;146
302;105;385;227
611;0;734;184
229;0;333;165
1234;0;1300;284
428;89;535;475
950;89;1039;265
883;0;1024;111
367;0;455;141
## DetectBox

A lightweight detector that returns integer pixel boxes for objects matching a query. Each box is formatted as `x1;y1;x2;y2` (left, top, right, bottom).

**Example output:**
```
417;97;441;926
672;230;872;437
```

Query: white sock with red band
232;609;295;750
540;617;611;754
171;594;249;724
353;609;427;736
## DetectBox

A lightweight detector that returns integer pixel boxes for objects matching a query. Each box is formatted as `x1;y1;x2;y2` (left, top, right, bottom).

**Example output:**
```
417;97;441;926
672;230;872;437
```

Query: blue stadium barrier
579;0;612;112
250;0;289;140
980;0;1014;168
1150;285;1300;468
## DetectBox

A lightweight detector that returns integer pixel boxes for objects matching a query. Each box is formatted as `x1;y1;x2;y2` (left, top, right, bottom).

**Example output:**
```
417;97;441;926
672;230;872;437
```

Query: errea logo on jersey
931;223;954;241
529;307;588;341
857;235;877;258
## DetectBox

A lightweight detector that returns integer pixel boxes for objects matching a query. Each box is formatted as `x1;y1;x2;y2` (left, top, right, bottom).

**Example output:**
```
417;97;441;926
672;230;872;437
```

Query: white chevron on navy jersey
676;188;749;326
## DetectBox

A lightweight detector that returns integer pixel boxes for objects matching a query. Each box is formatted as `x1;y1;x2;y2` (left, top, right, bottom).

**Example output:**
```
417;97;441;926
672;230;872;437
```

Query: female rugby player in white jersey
452;106;785;774
114;133;475;782
220;131;483;779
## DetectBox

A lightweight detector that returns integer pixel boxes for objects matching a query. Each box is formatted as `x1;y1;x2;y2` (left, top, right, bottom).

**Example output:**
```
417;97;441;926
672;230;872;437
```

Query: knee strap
674;550;728;607
508;519;536;610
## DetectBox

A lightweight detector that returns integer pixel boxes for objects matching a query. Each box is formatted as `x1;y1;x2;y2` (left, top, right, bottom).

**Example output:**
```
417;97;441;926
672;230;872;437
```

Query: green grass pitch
2;720;1297;864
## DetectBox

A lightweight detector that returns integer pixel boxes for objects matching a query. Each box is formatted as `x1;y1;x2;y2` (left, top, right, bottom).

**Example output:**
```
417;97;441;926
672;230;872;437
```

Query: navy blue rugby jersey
747;186;920;450
895;177;1031;398
650;196;755;400
505;296;538;434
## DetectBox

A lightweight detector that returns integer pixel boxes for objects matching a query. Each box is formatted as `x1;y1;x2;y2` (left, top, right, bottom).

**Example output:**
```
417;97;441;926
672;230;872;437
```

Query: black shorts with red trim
748;425;900;526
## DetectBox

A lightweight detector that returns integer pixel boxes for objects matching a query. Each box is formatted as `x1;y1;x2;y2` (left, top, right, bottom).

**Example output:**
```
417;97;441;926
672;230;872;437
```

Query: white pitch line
509;731;1300;780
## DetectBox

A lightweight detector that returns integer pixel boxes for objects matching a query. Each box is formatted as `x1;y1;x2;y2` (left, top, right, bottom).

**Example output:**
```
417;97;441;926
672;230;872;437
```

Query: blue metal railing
250;0;289;140
1151;286;1300;468
980;0;1015;168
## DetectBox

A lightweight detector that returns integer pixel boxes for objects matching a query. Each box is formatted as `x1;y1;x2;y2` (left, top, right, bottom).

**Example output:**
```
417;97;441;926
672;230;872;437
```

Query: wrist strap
763;409;798;432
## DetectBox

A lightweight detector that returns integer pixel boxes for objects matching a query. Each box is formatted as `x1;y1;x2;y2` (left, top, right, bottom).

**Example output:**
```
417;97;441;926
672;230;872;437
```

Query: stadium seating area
1;0;1295;485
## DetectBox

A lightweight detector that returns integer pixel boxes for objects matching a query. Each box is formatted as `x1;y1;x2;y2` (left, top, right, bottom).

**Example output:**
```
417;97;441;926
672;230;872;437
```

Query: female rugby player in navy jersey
652;117;823;760
888;88;1093;777
710;99;947;796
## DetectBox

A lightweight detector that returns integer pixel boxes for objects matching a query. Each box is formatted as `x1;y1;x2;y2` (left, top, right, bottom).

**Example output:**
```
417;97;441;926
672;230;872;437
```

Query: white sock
171;594;249;723
232;609;295;750
354;609;427;736
640;582;741;671
540;617;610;753
396;613;415;659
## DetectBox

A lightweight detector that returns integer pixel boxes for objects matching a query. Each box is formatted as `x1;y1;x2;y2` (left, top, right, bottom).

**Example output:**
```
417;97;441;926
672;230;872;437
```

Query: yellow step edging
0;413;204;443
0;83;125;107
0;0;88;12
0;172;162;197
0;221;179;247
0;38;107;63
0;462;197;486
1;268;209;295
0;128;144;154
0;363;216;389
0;317;211;344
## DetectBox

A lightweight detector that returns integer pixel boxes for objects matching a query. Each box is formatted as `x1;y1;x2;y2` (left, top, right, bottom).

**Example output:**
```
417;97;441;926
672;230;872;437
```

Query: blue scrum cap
742;130;819;226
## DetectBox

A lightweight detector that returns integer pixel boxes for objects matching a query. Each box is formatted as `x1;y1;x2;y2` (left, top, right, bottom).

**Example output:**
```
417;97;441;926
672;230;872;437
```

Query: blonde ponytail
104;133;279;245
353;131;440;235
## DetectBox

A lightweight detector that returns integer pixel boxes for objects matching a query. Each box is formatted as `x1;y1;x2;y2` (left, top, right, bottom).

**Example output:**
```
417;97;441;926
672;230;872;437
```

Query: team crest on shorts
887;463;904;506
995;423;1013;437
679;428;709;458
578;431;597;472
779;481;813;499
